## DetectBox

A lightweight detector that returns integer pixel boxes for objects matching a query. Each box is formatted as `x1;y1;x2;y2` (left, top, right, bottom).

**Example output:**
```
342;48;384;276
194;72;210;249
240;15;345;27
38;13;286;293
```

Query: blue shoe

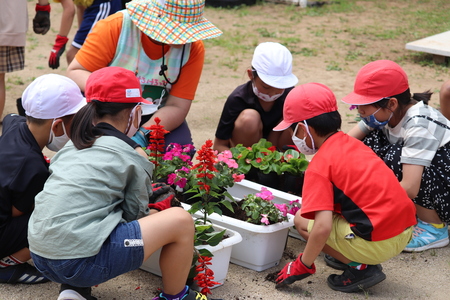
0;263;49;284
404;219;449;252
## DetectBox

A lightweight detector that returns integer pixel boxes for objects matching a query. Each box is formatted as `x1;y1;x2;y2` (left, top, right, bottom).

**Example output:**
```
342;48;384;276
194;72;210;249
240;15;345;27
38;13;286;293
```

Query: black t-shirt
215;81;293;140
0;114;49;228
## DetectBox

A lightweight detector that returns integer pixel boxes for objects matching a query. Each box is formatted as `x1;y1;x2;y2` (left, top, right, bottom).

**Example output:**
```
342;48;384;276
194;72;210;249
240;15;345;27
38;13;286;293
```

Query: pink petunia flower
260;214;269;225
274;203;288;217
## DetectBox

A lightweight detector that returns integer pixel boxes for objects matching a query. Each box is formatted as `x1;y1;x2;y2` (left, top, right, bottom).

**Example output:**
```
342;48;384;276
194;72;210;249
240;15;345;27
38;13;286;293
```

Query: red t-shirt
301;131;416;241
75;12;205;100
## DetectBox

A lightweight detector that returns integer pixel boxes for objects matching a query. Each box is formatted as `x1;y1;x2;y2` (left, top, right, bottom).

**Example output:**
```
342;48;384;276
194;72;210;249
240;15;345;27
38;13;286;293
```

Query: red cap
85;66;152;104
273;83;337;131
342;60;409;105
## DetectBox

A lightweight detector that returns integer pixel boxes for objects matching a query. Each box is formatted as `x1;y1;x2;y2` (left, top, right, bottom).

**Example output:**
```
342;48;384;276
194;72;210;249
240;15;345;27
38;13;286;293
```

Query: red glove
49;35;69;69
148;183;180;211
33;4;51;35
276;253;316;288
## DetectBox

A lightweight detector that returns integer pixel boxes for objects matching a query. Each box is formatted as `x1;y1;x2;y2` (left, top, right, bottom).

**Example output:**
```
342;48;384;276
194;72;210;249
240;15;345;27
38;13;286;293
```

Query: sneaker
324;254;347;270
403;219;449;252
57;284;97;300
0;263;49;284
327;264;386;293
156;288;222;300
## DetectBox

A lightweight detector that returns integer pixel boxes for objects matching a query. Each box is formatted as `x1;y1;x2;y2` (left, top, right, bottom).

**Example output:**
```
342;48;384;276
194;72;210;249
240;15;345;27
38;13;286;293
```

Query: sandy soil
1;1;450;299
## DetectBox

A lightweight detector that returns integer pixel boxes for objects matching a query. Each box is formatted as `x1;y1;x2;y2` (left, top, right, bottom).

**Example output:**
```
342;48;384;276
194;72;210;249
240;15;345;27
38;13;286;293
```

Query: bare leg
415;205;443;224
439;79;450;120
0;73;5;121
9;248;32;262
59;0;76;37
138;207;194;295
230;109;263;147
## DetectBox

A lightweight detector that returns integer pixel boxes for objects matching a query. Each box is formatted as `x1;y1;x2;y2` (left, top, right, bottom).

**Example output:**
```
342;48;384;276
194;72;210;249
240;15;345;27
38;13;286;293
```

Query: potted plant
279;149;309;196
230;139;283;189
187;186;298;271
141;125;243;294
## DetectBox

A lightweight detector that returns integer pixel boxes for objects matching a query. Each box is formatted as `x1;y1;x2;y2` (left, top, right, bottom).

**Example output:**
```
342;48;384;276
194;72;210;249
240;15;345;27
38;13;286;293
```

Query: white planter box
140;224;242;288
228;179;305;241
184;202;294;272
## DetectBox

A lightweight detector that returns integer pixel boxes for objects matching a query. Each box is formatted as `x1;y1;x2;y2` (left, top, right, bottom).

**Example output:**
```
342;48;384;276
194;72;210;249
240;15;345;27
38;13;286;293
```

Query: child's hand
148;183;181;211
49;35;69;69
276;253;316;288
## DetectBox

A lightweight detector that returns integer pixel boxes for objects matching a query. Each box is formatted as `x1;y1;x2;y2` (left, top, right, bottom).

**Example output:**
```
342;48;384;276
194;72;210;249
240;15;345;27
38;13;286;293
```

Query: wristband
36;4;51;12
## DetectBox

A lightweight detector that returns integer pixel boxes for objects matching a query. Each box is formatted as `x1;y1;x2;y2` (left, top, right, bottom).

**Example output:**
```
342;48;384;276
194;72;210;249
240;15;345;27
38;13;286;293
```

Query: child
48;0;122;69
28;66;219;300
214;42;298;152
342;60;450;252
0;74;85;284
273;83;416;293
439;78;450;120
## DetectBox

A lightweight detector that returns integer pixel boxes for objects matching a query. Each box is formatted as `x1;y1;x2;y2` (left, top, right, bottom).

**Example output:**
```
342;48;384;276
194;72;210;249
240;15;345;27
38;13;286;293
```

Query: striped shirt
383;101;450;167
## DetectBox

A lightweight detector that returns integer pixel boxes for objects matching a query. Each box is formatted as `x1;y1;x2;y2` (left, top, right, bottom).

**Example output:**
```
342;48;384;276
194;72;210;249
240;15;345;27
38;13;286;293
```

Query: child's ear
52;118;65;136
247;68;253;80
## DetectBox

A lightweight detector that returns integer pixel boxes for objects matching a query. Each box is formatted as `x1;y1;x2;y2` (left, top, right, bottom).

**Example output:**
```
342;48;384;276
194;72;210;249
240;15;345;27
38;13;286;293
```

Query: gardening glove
48;35;69;69
275;253;316;288
33;4;51;35
131;127;150;147
148;183;181;211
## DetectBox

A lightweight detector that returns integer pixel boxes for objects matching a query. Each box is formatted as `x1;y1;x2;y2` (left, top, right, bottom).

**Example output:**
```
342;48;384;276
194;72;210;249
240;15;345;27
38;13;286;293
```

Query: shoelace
412;226;425;238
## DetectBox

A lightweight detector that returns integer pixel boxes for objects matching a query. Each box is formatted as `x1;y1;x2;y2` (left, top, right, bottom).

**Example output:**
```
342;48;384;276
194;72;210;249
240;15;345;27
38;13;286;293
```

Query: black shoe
0;263;49;284
327;264;386;293
324;254;347;270
58;284;97;300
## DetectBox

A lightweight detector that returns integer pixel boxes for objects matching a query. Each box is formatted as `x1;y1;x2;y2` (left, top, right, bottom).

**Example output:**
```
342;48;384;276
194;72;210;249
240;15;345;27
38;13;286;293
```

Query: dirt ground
1;1;450;299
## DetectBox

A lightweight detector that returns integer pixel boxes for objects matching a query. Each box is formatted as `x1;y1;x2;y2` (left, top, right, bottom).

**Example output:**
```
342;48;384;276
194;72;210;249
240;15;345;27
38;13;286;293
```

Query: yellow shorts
307;215;413;265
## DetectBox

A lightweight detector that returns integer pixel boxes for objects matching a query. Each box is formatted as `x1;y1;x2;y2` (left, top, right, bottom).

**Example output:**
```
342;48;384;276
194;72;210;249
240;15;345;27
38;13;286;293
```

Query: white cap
22;74;86;119
251;42;298;89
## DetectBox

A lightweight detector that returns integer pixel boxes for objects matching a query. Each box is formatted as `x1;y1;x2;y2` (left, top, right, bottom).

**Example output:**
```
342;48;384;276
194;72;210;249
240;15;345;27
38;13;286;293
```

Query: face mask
292;121;317;155
125;104;142;138
361;107;393;130
252;83;283;102
47;120;70;152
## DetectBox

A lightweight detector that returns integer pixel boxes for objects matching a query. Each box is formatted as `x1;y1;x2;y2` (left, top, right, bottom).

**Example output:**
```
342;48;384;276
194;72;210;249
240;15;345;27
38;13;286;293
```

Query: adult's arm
67;57;91;91
143;95;191;132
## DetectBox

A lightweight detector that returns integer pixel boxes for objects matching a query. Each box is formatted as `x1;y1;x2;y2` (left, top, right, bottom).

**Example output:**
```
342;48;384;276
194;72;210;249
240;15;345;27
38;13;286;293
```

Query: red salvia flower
145;117;169;168
193;255;220;296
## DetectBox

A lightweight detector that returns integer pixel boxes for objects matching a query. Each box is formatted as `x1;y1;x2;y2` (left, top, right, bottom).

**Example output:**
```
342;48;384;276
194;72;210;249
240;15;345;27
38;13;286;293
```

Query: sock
0;255;24;268
429;222;446;229
348;261;368;270
160;285;189;300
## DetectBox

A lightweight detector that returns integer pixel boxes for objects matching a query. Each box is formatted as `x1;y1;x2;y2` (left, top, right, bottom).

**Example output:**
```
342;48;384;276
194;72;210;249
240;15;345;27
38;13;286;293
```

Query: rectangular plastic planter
140;223;242;288
184;202;294;272
228;179;304;241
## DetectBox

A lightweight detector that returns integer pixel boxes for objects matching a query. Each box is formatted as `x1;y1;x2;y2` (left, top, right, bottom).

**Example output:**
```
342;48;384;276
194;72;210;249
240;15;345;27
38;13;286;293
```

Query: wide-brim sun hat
252;42;298;89
273;82;337;131
126;0;223;45
342;60;409;105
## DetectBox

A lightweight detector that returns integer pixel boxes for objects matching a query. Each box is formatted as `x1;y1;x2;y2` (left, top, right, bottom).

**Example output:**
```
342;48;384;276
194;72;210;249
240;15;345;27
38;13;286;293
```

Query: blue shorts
72;0;122;48
31;221;144;287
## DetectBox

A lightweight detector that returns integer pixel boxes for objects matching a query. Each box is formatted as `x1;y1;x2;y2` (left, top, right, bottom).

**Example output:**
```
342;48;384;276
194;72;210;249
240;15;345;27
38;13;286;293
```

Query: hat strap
159;44;185;86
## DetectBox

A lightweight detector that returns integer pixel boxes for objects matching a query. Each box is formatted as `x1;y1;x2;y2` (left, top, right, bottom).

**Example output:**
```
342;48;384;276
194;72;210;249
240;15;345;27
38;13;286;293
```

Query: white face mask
47;119;70;152
292;121;317;155
252;83;283;102
125;104;142;138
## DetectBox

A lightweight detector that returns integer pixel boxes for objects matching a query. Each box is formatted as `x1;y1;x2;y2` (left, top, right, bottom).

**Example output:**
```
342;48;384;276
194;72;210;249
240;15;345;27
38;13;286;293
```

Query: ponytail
412;89;432;105
71;102;100;150
70;101;137;150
